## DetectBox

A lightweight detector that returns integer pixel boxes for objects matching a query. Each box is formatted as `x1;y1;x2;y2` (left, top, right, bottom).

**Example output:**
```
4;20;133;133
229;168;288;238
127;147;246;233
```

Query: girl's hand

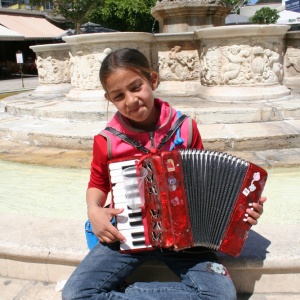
246;196;267;226
88;205;126;244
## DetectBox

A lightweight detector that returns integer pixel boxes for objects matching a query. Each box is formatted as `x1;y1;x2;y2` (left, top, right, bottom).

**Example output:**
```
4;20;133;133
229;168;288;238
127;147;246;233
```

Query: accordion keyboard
109;159;149;251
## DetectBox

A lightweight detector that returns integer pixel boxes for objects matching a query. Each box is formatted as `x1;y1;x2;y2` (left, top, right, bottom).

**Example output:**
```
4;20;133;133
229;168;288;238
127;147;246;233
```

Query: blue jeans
62;242;236;300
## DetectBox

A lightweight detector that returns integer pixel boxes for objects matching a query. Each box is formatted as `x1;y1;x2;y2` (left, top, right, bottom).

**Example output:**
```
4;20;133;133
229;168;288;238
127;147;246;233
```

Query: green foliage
28;0;104;33
249;7;280;24
89;0;157;32
53;0;105;33
29;0;157;33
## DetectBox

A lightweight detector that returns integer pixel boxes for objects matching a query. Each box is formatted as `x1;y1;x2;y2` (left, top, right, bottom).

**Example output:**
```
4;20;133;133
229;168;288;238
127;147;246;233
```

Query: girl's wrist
87;201;101;210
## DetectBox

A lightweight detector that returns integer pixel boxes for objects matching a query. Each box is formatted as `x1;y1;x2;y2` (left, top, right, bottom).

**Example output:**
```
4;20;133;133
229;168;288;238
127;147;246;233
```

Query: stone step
1;90;300;152
0;215;299;297
0;111;299;152
1;92;300;125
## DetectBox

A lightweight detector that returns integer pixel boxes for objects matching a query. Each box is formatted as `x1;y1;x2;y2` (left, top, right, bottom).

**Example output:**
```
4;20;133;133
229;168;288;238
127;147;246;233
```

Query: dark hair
100;48;152;91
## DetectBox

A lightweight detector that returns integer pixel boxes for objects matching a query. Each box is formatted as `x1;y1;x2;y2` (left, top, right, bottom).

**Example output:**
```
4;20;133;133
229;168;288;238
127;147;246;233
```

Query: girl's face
104;68;159;131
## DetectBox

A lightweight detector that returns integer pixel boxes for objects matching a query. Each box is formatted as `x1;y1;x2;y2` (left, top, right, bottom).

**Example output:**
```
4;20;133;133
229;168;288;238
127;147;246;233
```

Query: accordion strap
105;114;188;153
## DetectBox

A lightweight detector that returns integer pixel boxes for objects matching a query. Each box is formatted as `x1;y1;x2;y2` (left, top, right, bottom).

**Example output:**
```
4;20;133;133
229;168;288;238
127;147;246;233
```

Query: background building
0;1;66;77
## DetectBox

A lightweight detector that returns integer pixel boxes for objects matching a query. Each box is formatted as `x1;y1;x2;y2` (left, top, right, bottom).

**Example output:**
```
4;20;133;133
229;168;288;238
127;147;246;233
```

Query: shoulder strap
104;127;150;154
104;113;188;153
156;114;188;150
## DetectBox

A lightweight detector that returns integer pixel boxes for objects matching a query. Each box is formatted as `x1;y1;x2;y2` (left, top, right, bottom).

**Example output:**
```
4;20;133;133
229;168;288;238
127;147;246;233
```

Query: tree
249;7;280;24
88;0;157;33
29;0;105;34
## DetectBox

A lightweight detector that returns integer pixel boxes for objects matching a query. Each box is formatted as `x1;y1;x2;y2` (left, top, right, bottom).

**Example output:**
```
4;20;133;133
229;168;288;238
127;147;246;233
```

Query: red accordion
109;149;268;257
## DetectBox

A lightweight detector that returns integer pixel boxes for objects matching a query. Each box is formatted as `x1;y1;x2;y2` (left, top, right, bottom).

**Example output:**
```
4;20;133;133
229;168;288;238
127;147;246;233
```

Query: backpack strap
104;113;188;153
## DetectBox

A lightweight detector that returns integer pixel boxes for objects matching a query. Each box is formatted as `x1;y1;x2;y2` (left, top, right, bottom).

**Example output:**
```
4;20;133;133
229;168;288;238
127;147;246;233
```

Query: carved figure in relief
286;56;300;75
158;46;200;81
264;48;283;82
200;46;219;86
90;48;113;89
69;52;79;87
36;56;46;83
285;47;300;76
69;48;112;89
69;52;75;79
221;45;250;84
62;57;70;83
251;46;266;83
159;57;173;80
36;55;66;84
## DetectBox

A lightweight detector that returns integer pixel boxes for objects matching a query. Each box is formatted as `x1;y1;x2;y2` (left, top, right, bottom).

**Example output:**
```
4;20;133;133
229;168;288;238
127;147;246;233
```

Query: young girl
62;48;266;300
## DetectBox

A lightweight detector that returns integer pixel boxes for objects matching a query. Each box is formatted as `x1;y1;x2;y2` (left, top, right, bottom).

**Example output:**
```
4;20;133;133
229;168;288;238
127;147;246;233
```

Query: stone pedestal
195;25;291;101
29;43;72;97
62;32;155;102
151;0;232;33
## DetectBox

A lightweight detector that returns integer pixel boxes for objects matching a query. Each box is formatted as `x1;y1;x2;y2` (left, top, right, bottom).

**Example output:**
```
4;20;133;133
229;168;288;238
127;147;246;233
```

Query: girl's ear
150;72;159;90
104;92;111;102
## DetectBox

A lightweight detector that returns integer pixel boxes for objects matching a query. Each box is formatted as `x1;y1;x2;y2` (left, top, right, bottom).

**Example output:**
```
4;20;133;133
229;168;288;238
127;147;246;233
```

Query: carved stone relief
36;52;70;85
200;40;284;86
285;47;300;77
158;46;200;81
69;48;112;90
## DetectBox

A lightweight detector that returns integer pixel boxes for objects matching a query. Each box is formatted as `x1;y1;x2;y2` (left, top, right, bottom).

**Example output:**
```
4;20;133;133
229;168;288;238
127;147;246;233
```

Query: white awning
277;10;300;24
0;13;65;40
0;24;24;41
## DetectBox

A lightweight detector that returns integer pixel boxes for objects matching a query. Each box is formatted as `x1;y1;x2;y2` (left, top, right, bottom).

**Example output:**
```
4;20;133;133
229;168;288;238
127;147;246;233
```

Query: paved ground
0;76;39;94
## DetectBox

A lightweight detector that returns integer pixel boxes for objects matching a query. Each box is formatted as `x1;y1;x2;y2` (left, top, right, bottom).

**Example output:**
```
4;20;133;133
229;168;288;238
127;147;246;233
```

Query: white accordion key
116;206;143;230
120;227;147;251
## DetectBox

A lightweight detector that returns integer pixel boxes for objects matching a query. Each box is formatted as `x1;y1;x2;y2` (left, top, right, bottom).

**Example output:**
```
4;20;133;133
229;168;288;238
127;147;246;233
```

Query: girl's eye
133;84;142;91
113;94;123;101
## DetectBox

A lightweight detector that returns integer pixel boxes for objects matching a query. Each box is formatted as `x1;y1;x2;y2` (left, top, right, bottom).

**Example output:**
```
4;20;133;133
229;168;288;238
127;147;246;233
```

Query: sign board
16;51;23;64
286;0;300;13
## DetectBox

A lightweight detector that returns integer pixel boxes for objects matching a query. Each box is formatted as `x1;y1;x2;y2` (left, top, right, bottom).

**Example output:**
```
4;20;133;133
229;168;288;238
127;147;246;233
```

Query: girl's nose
127;93;138;104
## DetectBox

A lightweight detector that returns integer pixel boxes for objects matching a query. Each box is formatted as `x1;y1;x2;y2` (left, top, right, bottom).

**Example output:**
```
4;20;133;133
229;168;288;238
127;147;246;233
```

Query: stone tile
6;257;49;282
227;121;299;139
238;293;300;300
0;277;30;300
47;262;76;283
0;257;8;277
231;270;300;294
256;148;300;167
15;281;61;300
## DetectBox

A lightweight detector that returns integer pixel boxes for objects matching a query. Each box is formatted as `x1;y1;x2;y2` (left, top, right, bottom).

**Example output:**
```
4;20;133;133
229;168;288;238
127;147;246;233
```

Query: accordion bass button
168;177;176;185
